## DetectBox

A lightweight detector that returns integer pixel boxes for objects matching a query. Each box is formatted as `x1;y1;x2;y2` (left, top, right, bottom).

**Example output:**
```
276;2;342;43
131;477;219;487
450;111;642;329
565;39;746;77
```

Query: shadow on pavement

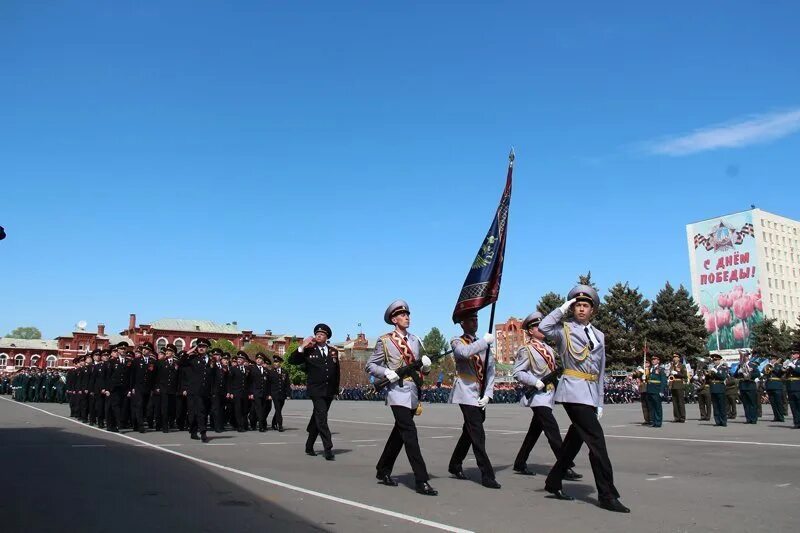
0;426;329;533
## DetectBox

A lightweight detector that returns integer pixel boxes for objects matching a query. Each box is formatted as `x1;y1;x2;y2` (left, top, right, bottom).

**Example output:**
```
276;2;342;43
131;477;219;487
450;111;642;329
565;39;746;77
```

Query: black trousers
545;403;620;502
767;390;785;421
272;398;286;428
307;396;334;450
78;393;88;420
740;388;758;423
788;391;800;427
94;394;105;426
698;390;711;420
131;390;151;430
376;405;430;482
160;393;176;430
87;394;97;424
514;406;571;469
727;394;738;418
671;387;686;421
189;394;211;434
175;393;188;430
711;392;727;426
233;395;248;430
254;397;273;430
449;404;495;481
110;389;127;430
211;394;225;432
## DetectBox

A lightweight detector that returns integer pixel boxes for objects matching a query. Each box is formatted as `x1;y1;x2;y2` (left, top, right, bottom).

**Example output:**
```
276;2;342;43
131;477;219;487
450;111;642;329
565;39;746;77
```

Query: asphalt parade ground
1;398;798;533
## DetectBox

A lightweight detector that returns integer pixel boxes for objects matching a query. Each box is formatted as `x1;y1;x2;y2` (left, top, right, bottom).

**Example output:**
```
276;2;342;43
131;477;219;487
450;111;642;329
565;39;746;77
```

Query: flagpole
479;149;514;398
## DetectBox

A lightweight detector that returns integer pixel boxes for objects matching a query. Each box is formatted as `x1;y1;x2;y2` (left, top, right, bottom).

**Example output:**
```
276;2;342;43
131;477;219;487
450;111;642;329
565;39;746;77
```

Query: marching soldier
765;355;786;422
250;353;272;432
725;373;739;419
106;343;133;432
130;343;157;433
707;354;729;427
176;352;191;431
669;354;688;423
155;344;180;433
92;350;109;428
512;311;582;481
785;352;800;428
366;300;437;496
229;352;251;432
210;350;229;433
179;338;215;443
541;285;629;513
694;365;712;421
646;355;666;428
269;355;291;431
77;355;92;421
631;362;650;425
735;350;760;424
289;323;340;461
447;310;500;489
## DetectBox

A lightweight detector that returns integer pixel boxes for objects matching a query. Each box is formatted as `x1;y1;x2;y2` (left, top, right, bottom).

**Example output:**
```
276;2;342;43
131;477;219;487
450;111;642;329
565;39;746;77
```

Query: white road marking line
2;398;473;533
646;475;674;481
776;483;791;487
430;436;454;439
206;442;236;446
357;444;377;447
610;425;626;428
72;444;105;447
259;442;291;445
137;443;183;447
351;439;379;443
284;415;800;448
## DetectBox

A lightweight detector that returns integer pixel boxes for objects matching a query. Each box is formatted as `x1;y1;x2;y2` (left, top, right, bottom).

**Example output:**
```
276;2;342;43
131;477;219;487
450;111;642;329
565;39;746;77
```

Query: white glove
477;396;490;408
421;355;432;372
559;297;578;313
534;379;545;391
636;366;644;373
384;370;400;383
482;332;495;345
596;407;604;420
671;370;677;376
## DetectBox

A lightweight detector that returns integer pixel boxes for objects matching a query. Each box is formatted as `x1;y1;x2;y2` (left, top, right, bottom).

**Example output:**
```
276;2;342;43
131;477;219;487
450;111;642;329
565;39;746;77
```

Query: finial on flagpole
508;147;515;165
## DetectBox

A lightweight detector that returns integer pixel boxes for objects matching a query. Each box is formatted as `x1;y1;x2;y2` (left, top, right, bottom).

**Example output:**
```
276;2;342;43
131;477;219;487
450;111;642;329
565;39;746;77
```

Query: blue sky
2;1;799;342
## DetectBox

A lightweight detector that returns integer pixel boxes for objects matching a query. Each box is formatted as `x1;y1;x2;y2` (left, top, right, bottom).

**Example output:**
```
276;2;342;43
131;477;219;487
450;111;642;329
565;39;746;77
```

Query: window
156;337;168;351
78;345;83;351
65;344;70;350
14;355;24;367
768;278;772;288
46;355;57;368
766;263;770;272
278;345;286;355
30;355;40;367
190;338;198;348
0;353;7;367
174;338;185;351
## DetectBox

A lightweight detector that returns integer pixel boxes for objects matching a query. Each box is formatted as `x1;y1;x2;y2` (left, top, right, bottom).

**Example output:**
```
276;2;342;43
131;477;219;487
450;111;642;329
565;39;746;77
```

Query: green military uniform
696;373;711;421
725;376;738;419
708;357;728;426
669;358;688;423
765;362;786;422
784;357;800;428
735;357;760;424
633;368;650;424
646;359;667;428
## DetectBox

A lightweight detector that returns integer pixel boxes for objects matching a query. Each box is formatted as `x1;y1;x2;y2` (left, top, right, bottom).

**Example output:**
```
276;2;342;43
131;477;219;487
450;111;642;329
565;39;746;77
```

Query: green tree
577;271;598;289
241;342;273;360
648;283;709;360
282;338;307;385
5;327;42;339
793;315;800;352
210;338;237;357
536;292;565;316
594;282;650;368
422;327;448;357
751;318;793;357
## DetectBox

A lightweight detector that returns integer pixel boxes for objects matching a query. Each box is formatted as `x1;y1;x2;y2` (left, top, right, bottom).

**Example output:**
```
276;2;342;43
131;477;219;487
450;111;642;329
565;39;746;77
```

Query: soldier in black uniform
106;344;133;432
228;352;251;432
176;351;191;431
289;323;340;461
180;338;215;442
270;355;291;431
90;350;108;428
77;355;92;422
250;353;272;432
131;343;157;433
210;350;229;433
155;344;180;433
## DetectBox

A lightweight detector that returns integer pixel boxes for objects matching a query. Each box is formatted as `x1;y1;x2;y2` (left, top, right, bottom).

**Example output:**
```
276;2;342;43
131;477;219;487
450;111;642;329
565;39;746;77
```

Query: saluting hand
302;336;315;349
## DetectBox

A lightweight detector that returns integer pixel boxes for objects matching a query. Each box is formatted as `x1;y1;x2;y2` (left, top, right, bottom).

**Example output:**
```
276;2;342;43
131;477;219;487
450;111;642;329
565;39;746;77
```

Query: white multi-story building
687;208;799;355
756;209;800;325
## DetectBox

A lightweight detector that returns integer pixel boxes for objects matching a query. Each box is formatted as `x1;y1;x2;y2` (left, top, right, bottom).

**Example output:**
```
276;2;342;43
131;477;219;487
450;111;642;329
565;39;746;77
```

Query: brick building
494;316;525;364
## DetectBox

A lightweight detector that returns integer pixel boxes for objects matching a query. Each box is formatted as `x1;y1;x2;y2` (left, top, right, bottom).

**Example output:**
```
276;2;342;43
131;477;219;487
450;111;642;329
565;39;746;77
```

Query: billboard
687;210;763;353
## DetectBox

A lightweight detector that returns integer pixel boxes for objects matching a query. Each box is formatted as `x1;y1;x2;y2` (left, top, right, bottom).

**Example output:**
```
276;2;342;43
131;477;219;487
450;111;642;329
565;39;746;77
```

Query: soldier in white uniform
447;311;500;489
366;300;437;496
512;311;582;482
541;285;629;513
